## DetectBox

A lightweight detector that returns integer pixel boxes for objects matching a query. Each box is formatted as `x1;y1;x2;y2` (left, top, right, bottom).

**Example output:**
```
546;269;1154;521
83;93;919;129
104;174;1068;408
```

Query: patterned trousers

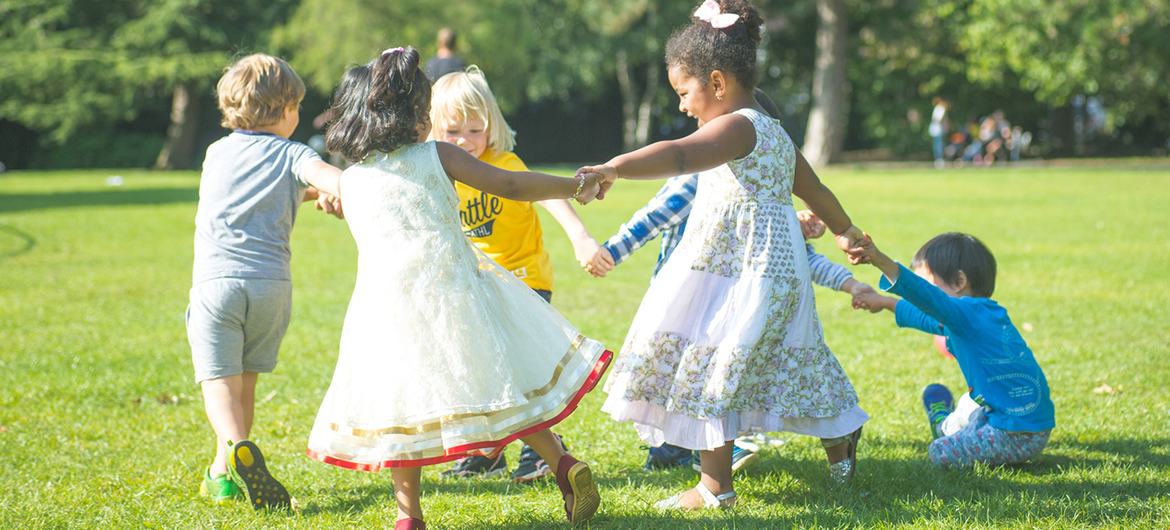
928;397;1050;468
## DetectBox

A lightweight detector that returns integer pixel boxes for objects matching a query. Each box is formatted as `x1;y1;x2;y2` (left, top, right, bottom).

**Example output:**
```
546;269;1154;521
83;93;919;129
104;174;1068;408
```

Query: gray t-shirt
193;131;321;283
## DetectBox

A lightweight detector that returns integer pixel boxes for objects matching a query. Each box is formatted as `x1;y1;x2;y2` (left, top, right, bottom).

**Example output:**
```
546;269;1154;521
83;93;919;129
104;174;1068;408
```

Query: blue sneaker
643;443;694;470
690;442;758;475
440;453;508;479
512;436;568;483
922;383;955;439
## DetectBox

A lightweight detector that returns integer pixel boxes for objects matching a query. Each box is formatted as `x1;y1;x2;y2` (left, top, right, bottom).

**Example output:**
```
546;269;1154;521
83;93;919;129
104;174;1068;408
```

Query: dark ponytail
325;46;432;162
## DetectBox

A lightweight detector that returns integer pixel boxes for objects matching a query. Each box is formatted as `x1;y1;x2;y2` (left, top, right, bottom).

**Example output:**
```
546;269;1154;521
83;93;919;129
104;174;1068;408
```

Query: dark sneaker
199;467;242;504
643;443;694;471
922;383;955;439
440;453;507;479
690;443;758;475
512;437;567;483
227;440;291;511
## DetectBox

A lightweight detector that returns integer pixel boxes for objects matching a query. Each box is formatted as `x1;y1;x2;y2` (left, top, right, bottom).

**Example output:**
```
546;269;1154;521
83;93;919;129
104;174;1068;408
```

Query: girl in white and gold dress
305;47;609;529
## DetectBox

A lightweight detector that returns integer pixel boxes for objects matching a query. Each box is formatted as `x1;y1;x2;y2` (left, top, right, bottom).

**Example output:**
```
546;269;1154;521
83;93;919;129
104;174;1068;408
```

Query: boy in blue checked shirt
586;90;876;472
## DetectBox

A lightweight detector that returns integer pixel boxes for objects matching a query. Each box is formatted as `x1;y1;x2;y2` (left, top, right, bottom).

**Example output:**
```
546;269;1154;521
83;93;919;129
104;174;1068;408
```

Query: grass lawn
1;164;1168;528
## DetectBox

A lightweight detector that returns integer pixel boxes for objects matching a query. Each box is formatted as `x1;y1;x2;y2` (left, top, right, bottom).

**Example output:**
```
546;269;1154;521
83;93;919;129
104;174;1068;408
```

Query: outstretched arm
437;142;601;203
538;199;601;266
604;175;696;266
300;160;342;198
791;149;851;236
583;113;756;182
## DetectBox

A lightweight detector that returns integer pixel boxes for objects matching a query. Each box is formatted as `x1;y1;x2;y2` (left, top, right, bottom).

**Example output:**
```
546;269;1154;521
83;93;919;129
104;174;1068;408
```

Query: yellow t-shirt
454;149;553;291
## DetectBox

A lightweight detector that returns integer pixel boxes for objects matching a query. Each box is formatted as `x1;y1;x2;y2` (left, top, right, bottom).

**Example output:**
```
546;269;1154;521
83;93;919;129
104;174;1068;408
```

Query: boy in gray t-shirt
188;54;341;510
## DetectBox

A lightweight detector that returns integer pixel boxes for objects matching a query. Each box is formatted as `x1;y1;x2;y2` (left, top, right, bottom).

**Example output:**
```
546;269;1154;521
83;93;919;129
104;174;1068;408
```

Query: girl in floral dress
579;0;869;510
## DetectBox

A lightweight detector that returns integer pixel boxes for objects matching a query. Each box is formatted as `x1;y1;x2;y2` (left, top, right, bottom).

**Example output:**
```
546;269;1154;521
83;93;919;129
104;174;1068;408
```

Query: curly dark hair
665;0;764;88
325;47;432;162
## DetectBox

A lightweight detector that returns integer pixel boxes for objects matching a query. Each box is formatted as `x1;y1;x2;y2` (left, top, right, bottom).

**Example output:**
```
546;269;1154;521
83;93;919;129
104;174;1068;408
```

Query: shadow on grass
0;223;36;259
0;187;197;213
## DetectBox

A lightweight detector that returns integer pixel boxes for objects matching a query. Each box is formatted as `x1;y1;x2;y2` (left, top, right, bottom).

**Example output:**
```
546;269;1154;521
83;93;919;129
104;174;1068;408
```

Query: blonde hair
216;54;306;130
428;65;516;152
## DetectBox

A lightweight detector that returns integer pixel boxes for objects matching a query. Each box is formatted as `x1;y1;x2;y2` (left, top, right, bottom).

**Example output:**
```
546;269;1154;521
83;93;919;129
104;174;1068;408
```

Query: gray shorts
187;278;292;384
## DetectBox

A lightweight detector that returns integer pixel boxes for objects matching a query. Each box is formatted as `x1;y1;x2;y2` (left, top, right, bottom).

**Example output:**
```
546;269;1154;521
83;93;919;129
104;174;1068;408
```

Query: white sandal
654;481;737;510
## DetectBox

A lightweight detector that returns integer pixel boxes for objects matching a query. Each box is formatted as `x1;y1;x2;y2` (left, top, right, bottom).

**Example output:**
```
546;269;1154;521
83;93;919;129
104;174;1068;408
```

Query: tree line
1;0;1167;170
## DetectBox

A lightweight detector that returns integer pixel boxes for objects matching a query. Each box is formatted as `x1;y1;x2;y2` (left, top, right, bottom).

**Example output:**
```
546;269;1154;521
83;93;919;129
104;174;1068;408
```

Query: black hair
325;47;432;162
664;0;764;88
911;232;998;297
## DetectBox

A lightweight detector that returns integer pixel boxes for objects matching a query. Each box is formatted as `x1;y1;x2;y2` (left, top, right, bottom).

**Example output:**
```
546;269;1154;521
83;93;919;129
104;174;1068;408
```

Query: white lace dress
307;141;611;471
601;109;868;450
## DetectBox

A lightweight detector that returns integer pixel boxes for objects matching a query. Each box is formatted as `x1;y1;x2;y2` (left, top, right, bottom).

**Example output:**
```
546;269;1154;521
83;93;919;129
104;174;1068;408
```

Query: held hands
574;172;605;204
834;225;872;264
315;193;344;219
851;290;889;313
571;236;603;270
584;246;616;278
796;209;827;240
575;164;618;200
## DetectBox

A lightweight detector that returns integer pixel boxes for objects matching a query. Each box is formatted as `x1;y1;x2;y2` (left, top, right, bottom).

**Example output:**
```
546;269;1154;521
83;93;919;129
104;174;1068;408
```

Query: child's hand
851;290;888;313
572;237;602;269
840;278;875;297
574;172;604;204
315;193;345;219
585;247;615;278
576;165;618;200
835;226;872;264
796;209;827;240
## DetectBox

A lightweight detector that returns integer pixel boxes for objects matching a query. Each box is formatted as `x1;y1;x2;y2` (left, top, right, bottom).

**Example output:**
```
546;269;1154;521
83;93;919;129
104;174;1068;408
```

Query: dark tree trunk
802;0;849;167
155;83;201;169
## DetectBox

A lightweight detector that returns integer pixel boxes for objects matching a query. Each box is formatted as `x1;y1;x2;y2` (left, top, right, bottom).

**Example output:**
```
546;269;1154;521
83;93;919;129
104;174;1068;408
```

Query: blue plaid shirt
602;174;853;289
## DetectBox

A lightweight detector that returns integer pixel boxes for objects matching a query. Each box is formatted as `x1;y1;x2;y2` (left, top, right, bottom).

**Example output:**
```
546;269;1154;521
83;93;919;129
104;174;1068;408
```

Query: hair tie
694;0;739;28
381;47;405;56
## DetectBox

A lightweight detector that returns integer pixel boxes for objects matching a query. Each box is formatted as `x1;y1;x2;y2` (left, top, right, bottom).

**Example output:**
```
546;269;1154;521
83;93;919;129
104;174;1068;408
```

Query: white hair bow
694;0;740;29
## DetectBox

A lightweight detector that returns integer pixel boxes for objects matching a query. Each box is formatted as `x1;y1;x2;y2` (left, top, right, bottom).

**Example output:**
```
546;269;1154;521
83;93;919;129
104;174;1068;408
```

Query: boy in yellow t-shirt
430;66;600;482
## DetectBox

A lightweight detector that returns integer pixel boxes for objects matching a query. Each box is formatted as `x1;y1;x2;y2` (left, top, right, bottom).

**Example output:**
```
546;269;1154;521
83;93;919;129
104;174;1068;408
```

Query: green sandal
227;440;291;511
199;467;242;504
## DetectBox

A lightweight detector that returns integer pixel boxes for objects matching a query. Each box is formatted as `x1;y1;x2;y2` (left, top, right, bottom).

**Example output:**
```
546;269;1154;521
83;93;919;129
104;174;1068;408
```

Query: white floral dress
306;141;611;471
601;109;868;450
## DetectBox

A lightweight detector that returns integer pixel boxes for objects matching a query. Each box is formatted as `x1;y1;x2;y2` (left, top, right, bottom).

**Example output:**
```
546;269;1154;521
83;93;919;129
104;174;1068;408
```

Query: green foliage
0;0;295;144
963;0;1170;126
2;166;1170;527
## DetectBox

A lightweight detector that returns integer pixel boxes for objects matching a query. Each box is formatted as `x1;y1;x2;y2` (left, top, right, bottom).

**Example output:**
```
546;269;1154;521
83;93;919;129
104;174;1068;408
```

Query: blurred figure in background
929;97;949;168
424;27;467;82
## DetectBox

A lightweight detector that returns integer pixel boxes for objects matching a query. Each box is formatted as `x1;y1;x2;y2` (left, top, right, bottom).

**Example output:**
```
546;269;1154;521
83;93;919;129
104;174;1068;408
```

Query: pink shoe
554;455;600;524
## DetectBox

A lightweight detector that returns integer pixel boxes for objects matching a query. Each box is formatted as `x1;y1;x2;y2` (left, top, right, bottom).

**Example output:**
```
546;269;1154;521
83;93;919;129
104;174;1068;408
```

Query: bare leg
674;441;735;508
201;374;251;475
240;372;258;434
391;467;423;522
823;440;849;463
519;430;568;474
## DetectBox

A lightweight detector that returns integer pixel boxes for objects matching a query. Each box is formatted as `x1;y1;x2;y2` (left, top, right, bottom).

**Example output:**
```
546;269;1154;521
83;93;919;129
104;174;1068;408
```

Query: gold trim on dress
330;334;592;438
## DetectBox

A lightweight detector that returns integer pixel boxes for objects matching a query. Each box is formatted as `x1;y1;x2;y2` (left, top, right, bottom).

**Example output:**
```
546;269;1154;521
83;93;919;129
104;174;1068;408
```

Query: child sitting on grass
850;232;1055;467
187;53;342;509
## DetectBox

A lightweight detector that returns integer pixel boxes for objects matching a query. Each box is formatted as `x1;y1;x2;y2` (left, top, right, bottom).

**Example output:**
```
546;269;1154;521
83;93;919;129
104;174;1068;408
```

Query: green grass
1;164;1169;529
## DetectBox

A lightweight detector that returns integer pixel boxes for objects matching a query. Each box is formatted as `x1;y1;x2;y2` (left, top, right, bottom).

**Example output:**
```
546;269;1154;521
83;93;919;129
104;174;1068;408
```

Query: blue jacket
882;264;1055;432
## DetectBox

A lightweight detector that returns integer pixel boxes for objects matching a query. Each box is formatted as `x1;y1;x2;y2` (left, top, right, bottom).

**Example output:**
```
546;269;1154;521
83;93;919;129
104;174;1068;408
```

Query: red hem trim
306;349;613;471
